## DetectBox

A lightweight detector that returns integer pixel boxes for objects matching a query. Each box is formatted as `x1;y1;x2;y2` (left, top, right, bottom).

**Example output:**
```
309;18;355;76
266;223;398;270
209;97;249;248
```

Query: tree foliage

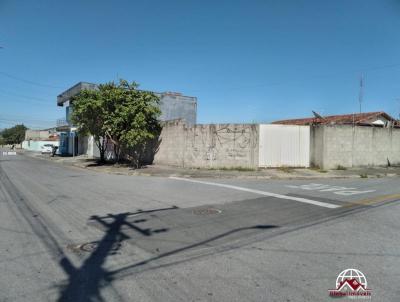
70;89;108;162
1;124;27;144
71;80;161;165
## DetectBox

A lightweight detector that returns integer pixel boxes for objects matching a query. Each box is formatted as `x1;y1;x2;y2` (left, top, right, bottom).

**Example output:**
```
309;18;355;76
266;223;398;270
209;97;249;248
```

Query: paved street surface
1;149;399;301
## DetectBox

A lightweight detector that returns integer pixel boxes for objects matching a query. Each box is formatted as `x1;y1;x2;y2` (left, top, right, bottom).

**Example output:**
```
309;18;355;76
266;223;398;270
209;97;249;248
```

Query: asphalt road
0;150;399;301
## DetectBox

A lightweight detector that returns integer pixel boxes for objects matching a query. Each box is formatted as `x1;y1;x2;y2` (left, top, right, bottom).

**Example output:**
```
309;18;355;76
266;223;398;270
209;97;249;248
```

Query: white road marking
170;177;341;209
286;183;376;196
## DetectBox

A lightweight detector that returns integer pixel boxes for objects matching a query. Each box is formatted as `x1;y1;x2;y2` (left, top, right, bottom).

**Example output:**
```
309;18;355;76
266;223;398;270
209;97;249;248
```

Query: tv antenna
359;74;364;113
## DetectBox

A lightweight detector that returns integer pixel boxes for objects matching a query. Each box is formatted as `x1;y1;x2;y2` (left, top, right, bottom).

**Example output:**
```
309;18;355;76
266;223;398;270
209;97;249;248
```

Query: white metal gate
259;124;310;167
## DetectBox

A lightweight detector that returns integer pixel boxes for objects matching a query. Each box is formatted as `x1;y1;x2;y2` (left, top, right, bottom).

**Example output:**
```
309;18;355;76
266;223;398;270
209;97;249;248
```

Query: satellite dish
312;110;324;119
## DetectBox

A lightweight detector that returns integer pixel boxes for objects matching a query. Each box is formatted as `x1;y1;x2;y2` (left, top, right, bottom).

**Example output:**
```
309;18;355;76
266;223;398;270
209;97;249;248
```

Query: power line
0;118;55;129
184;62;400;94
0;118;55;124
0;88;53;104
0;115;56;123
0;71;63;89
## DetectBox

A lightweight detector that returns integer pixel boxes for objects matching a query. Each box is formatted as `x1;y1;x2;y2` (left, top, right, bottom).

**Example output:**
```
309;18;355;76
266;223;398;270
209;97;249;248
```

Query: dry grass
207;166;257;172
277;166;293;173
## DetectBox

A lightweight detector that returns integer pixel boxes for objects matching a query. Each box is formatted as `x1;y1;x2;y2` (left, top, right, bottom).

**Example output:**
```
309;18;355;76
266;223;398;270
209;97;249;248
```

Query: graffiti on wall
190;124;257;162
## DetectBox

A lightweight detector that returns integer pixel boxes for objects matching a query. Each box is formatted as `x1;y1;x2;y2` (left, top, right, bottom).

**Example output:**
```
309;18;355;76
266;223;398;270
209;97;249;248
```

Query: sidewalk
19;150;400;180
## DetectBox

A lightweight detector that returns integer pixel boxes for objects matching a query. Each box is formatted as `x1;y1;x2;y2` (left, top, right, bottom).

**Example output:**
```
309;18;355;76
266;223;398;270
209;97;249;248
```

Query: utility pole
359;74;364;113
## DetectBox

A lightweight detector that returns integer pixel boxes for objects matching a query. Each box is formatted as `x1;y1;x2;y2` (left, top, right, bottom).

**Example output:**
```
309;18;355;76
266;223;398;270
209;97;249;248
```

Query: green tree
71;80;161;166
1;124;27;145
102;80;161;166
70;89;108;162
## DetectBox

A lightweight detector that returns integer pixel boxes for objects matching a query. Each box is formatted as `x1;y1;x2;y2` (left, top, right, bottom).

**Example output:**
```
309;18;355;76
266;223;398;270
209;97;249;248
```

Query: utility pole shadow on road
57;208;173;302
56;206;278;302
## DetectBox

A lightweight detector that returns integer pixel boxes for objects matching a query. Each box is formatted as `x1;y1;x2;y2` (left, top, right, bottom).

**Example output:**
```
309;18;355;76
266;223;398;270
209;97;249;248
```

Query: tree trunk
95;136;106;163
113;142;121;163
131;145;145;169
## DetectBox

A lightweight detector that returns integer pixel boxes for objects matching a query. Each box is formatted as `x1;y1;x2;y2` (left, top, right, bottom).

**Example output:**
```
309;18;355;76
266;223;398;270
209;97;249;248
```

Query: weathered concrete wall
310;126;324;168
311;125;400;169
154;120;259;168
25;129;55;140
157;93;197;125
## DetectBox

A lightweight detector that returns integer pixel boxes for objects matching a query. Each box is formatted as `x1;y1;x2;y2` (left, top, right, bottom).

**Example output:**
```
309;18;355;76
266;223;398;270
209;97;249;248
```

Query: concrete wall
154;120;259;168
311;125;400;169
157;93;197;125
25;129;55;140
310;126;324;168
81;123;400;169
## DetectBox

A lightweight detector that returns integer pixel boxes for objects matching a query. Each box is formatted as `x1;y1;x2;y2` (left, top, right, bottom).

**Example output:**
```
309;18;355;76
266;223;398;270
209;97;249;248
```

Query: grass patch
309;165;327;173
277;166;293;173
336;165;347;170
359;173;368;178
310;165;321;170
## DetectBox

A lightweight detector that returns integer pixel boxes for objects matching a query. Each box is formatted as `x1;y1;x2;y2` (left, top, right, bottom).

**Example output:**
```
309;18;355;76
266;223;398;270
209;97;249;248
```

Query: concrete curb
18;150;400;180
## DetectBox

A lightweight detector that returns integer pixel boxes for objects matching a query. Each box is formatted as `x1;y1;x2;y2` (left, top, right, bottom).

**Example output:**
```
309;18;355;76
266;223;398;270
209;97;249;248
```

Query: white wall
22;140;59;152
259;124;310;167
85;136;115;160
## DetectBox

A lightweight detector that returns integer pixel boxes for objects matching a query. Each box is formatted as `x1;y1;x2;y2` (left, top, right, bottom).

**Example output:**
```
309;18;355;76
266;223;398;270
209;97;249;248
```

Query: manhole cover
192;208;222;215
67;241;123;254
79;242;98;252
67;242;98;253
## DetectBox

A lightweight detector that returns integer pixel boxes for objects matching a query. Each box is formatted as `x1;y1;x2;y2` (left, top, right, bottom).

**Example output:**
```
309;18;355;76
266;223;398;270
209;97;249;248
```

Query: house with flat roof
56;82;197;156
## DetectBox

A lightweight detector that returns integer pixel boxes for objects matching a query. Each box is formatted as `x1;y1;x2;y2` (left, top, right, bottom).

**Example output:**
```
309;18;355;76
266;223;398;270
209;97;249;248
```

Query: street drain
192;208;222;216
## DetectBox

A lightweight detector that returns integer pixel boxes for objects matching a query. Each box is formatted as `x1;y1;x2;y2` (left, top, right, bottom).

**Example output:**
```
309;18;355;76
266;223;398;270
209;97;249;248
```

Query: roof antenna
359;74;364;113
396;98;400;120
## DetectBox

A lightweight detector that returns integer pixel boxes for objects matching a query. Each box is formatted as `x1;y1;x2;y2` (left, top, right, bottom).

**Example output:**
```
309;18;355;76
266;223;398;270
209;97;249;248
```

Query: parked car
41;144;54;154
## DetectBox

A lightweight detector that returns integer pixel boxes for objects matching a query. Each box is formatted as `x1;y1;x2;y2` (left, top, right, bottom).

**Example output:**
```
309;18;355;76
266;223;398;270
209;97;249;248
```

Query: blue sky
0;0;400;129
